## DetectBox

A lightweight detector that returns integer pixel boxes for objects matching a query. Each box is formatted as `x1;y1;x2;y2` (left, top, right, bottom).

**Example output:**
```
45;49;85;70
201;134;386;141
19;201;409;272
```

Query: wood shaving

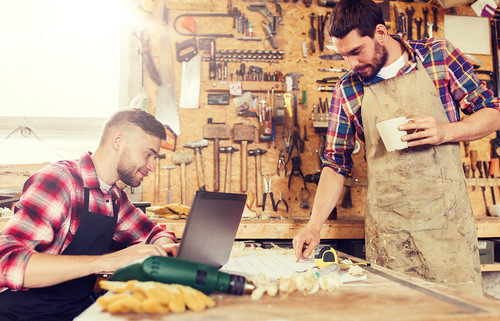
97;280;215;315
249;270;341;300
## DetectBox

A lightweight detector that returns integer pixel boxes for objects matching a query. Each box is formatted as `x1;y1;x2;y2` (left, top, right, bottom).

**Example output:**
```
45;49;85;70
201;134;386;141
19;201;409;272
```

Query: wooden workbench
2;216;500;239
2;216;500;271
75;259;500;321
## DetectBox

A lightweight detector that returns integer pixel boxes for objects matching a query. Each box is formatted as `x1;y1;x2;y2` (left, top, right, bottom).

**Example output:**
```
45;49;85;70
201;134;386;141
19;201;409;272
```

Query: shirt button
106;199;110;203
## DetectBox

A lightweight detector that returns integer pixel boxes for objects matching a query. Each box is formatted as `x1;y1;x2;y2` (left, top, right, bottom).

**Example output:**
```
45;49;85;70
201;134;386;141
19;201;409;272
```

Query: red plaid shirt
0;152;176;291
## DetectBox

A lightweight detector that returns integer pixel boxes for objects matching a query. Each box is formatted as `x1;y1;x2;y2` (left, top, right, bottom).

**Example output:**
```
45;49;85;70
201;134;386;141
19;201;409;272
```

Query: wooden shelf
205;81;286;92
481;263;500;272
2;216;500;239
154;217;365;240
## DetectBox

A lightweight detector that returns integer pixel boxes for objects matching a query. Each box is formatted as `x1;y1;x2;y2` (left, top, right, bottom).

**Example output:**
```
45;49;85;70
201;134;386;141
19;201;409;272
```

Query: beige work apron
361;59;483;296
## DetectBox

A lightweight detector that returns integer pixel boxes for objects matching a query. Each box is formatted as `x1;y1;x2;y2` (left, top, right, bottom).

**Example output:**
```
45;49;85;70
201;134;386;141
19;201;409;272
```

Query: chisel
490;158;498;204
485;160;496;205
470;150;477;191
477;161;489;214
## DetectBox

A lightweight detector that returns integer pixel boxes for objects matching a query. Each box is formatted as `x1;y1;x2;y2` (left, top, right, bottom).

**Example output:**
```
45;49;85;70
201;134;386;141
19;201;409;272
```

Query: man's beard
117;149;144;187
356;41;388;81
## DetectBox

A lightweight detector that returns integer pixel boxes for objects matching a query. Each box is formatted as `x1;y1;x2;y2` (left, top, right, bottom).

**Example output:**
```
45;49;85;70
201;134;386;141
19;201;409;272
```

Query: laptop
177;190;247;268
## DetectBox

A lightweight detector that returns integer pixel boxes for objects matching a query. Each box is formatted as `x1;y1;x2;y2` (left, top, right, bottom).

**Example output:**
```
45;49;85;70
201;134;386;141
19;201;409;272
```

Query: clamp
288;156;306;189
277;149;287;176
282;128;291;155
262;177;276;211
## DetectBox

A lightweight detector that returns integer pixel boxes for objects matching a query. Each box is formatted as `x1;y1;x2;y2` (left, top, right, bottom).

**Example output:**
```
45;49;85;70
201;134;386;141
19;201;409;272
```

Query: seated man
0;108;178;321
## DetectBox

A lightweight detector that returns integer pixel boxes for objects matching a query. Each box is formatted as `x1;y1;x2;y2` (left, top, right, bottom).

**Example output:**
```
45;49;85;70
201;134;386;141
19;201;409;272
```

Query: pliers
275;193;289;212
262;177;276;211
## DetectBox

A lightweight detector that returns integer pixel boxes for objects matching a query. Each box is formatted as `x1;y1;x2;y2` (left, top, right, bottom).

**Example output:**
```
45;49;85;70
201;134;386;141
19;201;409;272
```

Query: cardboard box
478;240;494;264
438;0;474;8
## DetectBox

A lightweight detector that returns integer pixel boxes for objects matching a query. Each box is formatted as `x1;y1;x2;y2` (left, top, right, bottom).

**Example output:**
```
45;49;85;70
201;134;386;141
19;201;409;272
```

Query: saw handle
161;127;177;151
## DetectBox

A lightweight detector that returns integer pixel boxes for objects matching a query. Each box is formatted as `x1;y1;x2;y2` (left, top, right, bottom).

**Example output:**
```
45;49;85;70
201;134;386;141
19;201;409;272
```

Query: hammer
173;151;193;205
154;154;166;205
220;146;239;193
184;139;209;191
203;119;231;191
233;123;255;192
248;148;267;206
161;165;176;204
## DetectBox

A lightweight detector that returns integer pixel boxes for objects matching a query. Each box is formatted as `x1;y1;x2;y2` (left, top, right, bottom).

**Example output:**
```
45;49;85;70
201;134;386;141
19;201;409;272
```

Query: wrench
415;18;422;40
432;6;438;32
405;7;415;40
422;7;429;38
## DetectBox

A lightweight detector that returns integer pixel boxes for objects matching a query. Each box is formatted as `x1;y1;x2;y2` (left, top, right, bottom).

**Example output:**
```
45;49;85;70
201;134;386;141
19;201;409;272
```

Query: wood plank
154;217;365;239
481;263;500;272
475;217;500;238
2;217;499;239
75;258;500;321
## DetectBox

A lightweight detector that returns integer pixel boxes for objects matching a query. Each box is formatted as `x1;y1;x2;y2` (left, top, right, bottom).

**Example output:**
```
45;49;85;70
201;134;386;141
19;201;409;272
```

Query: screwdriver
463;163;470;189
477;161;488;214
491;158;499;204
485;160;496;205
470;150;477;191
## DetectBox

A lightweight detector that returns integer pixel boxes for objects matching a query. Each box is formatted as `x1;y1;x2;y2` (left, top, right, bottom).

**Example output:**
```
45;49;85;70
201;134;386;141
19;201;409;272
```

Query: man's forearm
23;253;102;288
446;108;500;143
307;167;346;231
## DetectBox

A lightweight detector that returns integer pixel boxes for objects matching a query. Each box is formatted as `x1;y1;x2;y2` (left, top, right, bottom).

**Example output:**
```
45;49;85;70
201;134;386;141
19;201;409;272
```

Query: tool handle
256;156;263;206
483;161;489;177
470;150;478;170
181;163;186;205
491;158;498;177
477;161;484;178
195;150;204;190
214;139;220;191
225;153;231;193
241;141;248;192
463;163;470;178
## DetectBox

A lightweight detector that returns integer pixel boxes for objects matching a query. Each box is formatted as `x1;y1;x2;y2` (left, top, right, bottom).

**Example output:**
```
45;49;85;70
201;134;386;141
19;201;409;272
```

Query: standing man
0;108;178;320
293;0;500;296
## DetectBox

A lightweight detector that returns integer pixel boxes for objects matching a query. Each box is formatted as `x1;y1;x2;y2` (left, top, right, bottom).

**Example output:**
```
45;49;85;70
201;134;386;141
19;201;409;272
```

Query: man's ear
374;24;387;41
111;132;124;152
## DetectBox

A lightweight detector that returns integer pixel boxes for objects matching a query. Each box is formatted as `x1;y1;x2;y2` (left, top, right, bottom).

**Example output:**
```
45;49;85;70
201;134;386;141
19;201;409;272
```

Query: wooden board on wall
1;1;498;225
135;0;500;220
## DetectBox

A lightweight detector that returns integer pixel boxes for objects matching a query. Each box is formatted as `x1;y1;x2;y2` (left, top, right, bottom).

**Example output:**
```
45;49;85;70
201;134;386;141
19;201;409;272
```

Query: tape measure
315;246;371;269
314;246;339;269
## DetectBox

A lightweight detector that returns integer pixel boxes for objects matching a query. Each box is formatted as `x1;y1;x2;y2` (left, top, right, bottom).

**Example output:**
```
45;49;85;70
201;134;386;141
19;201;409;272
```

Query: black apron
0;188;118;321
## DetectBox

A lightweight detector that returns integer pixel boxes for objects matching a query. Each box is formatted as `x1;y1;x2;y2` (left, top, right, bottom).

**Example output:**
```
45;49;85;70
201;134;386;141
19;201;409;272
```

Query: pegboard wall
136;0;499;219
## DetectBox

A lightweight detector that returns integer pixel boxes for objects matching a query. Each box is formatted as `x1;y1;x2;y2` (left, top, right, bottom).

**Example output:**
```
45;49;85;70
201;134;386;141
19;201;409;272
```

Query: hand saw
156;8;180;151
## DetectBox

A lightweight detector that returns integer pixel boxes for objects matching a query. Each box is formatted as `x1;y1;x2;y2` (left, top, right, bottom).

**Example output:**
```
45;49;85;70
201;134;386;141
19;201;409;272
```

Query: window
0;0;133;164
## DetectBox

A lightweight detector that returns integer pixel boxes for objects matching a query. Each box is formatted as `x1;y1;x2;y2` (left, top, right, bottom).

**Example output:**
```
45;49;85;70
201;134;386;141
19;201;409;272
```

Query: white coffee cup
376;117;413;152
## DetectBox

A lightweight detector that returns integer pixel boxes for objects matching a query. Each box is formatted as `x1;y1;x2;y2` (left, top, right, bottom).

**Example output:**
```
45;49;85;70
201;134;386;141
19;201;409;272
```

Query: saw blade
156;27;181;136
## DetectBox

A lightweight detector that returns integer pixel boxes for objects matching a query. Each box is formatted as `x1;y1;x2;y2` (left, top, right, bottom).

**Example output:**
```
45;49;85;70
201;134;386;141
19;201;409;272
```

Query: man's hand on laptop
154;237;179;257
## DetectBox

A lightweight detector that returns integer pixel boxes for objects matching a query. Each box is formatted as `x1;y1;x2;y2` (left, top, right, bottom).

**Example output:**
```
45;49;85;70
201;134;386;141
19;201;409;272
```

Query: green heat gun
109;256;254;295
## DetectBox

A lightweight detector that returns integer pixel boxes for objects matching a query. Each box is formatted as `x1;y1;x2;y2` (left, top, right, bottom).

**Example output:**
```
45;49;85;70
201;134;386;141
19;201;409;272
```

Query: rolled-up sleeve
322;82;359;177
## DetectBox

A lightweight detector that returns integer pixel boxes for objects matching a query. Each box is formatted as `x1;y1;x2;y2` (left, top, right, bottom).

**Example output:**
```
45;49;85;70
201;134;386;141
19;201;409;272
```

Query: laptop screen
177;191;247;268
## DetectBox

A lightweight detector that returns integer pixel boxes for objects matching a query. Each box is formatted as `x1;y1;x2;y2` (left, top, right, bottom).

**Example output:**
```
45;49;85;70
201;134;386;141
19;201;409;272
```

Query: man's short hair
103;108;166;140
327;0;385;39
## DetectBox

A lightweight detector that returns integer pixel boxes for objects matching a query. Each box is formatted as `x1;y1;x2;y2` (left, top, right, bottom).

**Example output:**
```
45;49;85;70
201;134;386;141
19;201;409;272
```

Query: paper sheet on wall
444;15;491;55
220;253;366;283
